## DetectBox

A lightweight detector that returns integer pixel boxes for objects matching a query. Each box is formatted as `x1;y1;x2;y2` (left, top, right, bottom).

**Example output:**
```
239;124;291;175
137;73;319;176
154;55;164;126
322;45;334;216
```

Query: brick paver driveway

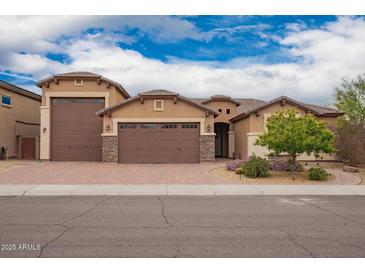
0;161;239;185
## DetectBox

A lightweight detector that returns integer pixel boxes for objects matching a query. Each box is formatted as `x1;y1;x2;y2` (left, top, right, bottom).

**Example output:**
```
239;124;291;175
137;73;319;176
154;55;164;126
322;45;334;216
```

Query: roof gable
97;90;219;117
36;71;130;99
230;96;344;122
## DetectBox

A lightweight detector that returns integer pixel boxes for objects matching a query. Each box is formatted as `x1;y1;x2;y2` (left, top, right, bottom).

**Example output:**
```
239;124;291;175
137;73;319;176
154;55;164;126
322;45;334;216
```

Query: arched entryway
214;122;229;158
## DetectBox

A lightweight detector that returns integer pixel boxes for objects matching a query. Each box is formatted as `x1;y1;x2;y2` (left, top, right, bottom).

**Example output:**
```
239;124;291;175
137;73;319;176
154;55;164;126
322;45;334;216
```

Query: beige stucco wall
40;78;128;160
232;116;250;159
103;97;216;136
233;101;338;161
320;116;338;129
249;103;307;133
41;79;125;106
203;101;238;124
0;86;40;158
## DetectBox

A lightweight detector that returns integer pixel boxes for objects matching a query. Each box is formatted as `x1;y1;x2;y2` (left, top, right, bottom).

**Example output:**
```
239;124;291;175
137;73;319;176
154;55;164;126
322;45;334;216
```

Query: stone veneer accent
102;135;215;162
200;135;215;161
102;136;118;162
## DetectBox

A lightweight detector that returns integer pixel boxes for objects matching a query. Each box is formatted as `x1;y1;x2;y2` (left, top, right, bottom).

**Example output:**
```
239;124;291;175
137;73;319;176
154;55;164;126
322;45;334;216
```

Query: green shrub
308;166;329;181
243;155;270;178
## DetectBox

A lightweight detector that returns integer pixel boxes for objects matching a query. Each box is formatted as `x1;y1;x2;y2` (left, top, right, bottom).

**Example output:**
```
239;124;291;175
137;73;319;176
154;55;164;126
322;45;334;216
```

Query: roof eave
36;74;131;98
96;93;219;117
0;80;41;101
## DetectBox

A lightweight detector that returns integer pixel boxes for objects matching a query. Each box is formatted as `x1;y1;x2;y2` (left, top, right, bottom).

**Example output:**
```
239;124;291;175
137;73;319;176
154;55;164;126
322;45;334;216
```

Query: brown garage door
118;123;200;163
51;98;104;161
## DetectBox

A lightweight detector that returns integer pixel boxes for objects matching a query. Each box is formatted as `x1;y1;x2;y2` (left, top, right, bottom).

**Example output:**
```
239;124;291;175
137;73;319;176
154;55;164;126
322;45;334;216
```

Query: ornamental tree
255;109;335;176
335;75;365;124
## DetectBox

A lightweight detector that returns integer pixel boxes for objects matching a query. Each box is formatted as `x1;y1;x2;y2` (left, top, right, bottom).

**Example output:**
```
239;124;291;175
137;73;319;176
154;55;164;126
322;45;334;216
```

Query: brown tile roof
303;103;343;115
197;95;242;106
190;97;265;114
0;80;41;101
36;71;130;98
97;90;219;117
230;96;344;122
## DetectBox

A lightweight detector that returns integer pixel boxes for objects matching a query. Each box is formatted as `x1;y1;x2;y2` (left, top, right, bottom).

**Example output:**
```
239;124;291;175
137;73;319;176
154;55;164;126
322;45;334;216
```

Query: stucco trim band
108;118;210;136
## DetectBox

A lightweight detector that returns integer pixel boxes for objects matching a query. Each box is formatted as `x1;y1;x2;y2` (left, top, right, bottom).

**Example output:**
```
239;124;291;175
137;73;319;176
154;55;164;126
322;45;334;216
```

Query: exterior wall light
42;127;47;133
207;124;211;133
106;124;111;132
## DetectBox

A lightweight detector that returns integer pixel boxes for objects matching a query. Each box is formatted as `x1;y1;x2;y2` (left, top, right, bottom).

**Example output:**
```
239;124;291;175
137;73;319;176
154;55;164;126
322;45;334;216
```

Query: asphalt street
0;195;365;257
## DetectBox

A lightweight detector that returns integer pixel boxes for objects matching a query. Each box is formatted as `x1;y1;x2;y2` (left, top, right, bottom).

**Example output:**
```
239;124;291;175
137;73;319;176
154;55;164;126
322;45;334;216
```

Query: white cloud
1;16;365;105
0;15;204;55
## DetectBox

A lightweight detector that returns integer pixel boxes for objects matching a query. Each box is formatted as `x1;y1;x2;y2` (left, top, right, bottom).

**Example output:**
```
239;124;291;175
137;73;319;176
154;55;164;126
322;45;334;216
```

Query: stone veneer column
200;135;215;161
102;136;118;162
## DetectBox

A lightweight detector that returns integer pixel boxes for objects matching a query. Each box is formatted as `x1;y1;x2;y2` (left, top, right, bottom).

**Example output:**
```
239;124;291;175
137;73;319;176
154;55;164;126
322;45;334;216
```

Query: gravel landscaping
211;162;362;185
210;167;336;184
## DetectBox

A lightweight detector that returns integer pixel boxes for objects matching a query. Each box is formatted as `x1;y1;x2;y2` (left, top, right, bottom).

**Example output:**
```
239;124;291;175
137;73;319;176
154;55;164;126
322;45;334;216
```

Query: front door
214;123;229;157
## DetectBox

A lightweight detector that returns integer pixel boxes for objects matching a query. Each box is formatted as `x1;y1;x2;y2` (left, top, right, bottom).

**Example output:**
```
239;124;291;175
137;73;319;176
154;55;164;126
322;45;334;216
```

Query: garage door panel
51;98;104;161
118;123;200;163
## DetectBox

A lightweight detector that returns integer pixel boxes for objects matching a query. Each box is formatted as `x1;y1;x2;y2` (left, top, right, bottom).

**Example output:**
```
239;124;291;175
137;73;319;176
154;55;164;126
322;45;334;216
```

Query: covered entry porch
214;122;235;159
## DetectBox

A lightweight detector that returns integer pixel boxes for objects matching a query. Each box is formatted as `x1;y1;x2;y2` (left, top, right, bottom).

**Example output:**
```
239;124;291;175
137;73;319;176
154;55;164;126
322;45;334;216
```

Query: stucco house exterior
0;80;41;160
36;72;344;163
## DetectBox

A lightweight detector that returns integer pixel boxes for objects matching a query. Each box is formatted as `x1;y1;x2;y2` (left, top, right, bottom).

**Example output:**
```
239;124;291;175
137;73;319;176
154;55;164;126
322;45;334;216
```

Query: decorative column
228;131;235;158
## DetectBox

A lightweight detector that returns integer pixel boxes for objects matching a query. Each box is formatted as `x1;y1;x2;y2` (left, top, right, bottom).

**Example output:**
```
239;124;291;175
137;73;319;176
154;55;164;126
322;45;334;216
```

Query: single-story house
0;80;41;160
36;72;344;163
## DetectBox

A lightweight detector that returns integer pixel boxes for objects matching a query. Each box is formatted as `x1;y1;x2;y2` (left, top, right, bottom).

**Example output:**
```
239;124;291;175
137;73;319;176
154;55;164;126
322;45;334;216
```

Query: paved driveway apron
0;161;238;184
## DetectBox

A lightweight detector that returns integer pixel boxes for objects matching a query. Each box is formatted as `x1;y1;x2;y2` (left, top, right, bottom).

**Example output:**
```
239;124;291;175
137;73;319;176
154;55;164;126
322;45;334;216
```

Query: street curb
0;184;365;196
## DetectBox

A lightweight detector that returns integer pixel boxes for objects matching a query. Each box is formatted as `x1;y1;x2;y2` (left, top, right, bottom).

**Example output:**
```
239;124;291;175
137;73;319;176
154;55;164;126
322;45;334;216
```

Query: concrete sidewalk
1;184;365;196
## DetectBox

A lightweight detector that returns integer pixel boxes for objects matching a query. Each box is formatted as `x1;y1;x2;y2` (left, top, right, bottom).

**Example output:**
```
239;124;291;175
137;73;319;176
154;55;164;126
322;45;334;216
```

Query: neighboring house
0;80;41;160
36;72;344;163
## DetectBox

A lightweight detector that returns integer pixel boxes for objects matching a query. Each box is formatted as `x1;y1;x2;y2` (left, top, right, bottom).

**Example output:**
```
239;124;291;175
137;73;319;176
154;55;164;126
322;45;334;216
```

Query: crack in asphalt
38;196;114;257
292;197;365;227
173;227;181;258
2;196;365;257
156;196;181;258
60;196;114;226
298;234;365;252
156;196;172;227
276;227;315;258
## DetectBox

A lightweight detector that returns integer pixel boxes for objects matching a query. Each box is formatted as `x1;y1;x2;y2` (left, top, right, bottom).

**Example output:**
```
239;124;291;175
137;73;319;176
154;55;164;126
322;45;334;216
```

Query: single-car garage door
51;98;104;161
118;123;200;163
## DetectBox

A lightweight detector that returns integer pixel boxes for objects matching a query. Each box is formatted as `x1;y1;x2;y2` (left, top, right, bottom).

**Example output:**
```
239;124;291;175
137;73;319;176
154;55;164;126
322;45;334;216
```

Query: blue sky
0;15;364;105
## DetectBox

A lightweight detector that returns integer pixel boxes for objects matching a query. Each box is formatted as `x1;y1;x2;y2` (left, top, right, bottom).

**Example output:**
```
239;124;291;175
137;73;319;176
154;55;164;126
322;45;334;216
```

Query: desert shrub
225;158;248;171
270;159;303;172
269;159;289;171
242;155;269;178
308;166;329;181
235;168;244;175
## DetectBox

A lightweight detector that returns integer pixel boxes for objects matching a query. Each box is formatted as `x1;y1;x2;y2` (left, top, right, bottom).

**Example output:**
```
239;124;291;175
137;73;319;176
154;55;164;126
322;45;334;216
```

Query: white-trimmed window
74;79;84;86
154;99;164;111
1;95;12;107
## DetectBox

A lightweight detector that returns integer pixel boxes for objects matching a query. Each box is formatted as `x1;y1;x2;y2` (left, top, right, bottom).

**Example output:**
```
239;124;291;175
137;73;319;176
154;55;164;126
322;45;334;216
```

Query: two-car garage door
51;98;104;161
118;123;200;163
51;99;200;163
